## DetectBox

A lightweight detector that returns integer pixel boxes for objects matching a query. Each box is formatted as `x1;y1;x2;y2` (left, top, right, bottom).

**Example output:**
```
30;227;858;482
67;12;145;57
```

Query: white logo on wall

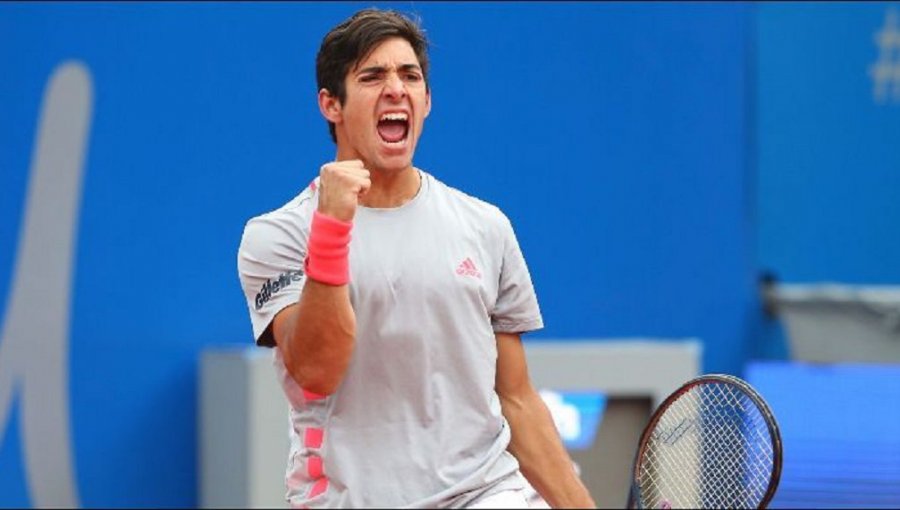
0;61;92;508
869;7;900;104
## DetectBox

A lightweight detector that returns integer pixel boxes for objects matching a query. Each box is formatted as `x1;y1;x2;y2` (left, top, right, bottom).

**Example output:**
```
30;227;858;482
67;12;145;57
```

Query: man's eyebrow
356;63;422;75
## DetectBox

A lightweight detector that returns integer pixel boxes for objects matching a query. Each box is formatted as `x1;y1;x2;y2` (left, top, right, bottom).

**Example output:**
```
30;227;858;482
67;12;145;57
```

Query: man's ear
318;88;342;124
424;88;432;119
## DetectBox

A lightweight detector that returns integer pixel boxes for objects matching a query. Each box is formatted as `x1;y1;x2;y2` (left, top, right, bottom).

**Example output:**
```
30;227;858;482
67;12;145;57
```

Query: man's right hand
317;159;371;222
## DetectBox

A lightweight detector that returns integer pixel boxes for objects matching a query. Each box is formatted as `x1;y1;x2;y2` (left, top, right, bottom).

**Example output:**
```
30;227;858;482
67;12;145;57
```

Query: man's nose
383;72;406;100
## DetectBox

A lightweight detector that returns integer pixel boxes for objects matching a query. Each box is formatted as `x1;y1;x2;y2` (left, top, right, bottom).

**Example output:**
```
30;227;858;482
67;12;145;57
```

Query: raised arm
272;160;370;396
495;332;596;509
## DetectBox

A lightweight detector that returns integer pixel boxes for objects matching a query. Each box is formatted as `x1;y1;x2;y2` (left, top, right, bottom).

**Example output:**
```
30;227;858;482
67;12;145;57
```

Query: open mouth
377;112;409;145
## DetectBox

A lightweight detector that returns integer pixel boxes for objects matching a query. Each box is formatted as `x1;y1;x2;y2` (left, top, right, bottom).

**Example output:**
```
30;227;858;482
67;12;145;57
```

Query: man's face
326;37;431;172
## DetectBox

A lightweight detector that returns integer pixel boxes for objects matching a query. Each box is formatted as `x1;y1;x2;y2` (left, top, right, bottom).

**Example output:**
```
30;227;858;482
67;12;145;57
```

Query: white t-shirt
237;170;544;508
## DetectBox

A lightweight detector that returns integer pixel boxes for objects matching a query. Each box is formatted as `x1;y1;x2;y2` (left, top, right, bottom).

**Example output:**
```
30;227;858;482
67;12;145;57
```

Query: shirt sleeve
491;213;544;334
237;200;312;347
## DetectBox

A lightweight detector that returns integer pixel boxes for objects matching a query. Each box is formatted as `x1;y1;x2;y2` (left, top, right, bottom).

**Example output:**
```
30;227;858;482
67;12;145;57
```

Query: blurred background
1;1;899;508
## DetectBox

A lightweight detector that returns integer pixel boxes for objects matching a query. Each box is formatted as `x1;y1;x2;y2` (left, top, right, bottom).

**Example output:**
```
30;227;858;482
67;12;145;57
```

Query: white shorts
467;488;530;509
466;473;550;509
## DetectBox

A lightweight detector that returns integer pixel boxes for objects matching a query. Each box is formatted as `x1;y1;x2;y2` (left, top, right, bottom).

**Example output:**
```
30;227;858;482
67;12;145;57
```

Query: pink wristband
304;210;352;285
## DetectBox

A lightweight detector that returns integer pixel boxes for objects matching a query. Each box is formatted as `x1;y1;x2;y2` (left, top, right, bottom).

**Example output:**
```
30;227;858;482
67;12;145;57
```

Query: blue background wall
1;2;896;507
756;3;900;284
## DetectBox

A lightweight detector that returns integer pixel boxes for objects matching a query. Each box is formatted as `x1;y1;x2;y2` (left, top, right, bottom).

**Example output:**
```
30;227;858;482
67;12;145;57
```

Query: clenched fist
317;159;371;222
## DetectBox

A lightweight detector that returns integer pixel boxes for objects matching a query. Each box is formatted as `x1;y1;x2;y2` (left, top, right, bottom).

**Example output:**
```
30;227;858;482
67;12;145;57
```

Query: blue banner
1;3;750;506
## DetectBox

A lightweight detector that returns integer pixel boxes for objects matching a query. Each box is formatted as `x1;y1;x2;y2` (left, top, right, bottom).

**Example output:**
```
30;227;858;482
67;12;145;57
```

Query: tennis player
237;8;595;508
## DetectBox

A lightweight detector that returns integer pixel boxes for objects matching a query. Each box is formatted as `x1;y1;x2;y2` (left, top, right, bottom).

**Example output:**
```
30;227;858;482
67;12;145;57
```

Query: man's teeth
380;112;408;121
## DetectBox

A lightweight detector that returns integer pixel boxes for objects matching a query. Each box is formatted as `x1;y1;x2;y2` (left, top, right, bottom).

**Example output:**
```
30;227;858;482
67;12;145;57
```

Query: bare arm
271;160;370;396
496;332;596;508
272;280;355;395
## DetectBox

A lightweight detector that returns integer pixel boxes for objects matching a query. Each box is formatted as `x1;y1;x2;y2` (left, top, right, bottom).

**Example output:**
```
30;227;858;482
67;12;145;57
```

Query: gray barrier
766;283;900;363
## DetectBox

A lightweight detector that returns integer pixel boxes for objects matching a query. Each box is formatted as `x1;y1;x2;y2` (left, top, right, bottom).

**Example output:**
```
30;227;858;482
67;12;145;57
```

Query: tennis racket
628;374;782;509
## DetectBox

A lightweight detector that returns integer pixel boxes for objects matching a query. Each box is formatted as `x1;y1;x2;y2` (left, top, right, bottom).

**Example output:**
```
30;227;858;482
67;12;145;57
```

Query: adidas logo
455;257;481;279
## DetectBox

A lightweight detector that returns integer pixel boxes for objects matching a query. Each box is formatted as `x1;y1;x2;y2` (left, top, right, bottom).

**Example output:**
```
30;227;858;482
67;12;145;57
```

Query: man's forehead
353;37;421;71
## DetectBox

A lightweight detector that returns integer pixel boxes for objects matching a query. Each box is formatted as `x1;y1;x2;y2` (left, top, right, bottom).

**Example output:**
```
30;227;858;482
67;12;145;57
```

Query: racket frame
628;374;783;509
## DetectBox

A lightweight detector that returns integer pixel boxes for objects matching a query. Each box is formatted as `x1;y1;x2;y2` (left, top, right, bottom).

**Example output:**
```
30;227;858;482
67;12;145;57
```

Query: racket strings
638;383;774;509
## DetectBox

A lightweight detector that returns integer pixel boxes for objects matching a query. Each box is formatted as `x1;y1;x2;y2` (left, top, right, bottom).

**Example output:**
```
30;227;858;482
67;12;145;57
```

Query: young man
237;8;595;508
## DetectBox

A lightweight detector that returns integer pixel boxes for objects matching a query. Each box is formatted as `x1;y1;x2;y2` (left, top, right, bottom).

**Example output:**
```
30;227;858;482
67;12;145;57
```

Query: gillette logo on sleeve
255;269;304;310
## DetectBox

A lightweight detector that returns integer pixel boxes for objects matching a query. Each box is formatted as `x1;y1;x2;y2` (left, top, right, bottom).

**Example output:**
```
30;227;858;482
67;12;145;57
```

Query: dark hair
316;8;430;142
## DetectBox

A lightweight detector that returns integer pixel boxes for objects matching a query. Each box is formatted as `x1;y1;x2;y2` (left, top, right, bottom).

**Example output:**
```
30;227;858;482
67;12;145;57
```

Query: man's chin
371;152;414;172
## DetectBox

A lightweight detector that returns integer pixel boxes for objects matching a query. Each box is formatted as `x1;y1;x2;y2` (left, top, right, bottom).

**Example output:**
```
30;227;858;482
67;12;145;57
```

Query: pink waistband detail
304;427;324;449
307;455;323;479
308;477;329;499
